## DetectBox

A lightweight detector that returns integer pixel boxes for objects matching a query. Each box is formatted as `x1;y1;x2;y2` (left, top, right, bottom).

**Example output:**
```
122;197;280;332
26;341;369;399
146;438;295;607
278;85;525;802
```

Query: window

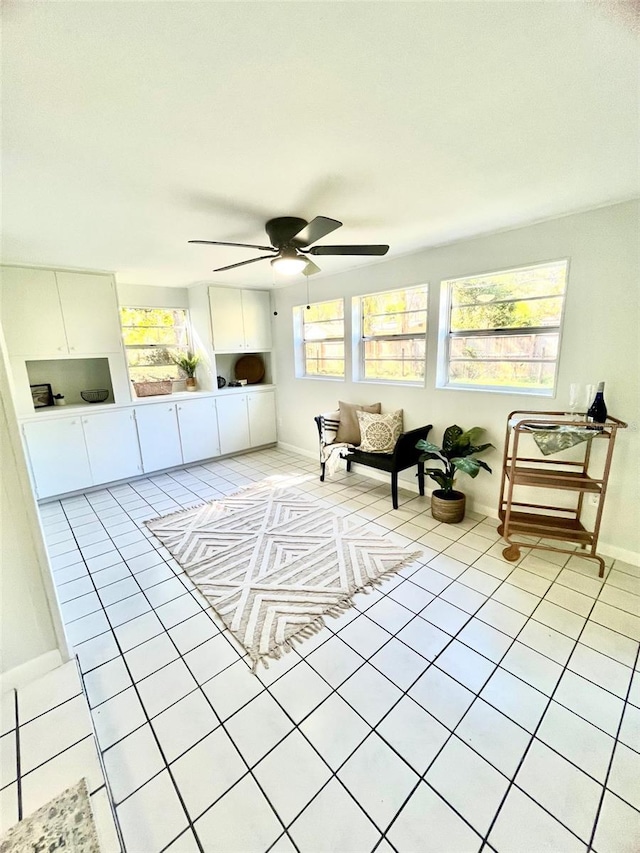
120;307;190;383
295;299;345;378
356;285;428;383
439;260;568;394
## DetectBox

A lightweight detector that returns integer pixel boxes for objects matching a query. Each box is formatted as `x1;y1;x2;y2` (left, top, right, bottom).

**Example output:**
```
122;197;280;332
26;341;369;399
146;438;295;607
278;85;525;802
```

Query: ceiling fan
189;216;389;276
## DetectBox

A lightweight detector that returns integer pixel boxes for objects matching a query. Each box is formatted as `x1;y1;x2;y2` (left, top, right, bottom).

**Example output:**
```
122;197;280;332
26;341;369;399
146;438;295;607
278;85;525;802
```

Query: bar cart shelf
498;411;627;577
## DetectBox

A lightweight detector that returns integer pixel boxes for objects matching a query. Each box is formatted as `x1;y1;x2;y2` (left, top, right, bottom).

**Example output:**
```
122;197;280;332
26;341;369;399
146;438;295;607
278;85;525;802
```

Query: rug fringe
249;549;423;674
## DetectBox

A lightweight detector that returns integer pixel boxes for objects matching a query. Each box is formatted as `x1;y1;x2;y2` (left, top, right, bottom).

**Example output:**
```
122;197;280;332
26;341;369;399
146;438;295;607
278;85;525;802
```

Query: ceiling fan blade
292;216;343;247
308;244;389;256
213;255;274;272
303;259;322;277
189;240;275;252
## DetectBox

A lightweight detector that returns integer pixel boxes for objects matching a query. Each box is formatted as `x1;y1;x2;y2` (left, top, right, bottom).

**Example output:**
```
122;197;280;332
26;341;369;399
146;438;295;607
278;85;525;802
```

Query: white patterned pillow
356;410;403;453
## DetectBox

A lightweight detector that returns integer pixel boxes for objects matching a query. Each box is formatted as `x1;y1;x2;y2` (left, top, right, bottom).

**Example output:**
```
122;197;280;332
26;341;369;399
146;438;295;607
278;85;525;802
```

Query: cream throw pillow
335;401;382;445
357;410;404;453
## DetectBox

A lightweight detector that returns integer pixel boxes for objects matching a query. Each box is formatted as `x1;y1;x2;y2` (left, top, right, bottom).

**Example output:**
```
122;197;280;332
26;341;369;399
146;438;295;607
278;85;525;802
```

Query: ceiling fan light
271;252;307;276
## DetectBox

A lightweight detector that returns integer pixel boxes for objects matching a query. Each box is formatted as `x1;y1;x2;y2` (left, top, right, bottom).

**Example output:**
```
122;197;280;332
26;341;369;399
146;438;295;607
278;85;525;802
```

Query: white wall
274;201;640;563
0;332;67;684
117;282;189;308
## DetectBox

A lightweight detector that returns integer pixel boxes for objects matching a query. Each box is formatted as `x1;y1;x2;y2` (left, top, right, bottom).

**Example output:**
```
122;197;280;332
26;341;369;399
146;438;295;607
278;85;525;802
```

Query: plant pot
185;377;197;391
431;489;466;524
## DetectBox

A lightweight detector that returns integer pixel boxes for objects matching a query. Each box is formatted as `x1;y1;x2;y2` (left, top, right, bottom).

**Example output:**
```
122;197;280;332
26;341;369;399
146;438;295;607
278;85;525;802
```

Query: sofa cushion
357;409;404;453
335;401;381;445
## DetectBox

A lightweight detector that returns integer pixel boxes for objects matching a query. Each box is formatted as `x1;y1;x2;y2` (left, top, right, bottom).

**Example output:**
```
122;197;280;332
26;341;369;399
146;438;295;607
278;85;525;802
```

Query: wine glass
568;383;582;421
584;384;597;420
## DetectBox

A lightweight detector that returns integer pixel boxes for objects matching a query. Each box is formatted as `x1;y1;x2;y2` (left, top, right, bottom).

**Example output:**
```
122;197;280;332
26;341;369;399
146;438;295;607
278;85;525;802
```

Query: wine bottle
587;381;607;424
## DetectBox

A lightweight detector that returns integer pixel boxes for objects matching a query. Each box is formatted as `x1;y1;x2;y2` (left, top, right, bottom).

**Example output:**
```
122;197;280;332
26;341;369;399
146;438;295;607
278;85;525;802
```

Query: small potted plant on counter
172;352;200;391
416;425;494;523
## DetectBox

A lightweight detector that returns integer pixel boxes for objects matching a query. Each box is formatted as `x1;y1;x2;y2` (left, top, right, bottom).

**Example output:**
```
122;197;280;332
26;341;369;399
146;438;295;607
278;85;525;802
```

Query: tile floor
31;449;640;851
0;660;121;850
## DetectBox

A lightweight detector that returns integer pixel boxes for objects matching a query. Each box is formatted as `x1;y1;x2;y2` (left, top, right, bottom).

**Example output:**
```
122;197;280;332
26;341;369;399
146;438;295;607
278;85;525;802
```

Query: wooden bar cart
498;411;627;577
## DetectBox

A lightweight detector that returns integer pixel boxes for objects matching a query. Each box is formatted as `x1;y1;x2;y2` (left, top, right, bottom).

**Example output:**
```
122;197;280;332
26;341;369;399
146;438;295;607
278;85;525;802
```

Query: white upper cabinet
1;268;67;355
0;266;122;356
56;272;122;353
209;286;272;352
241;289;272;351
177;397;220;464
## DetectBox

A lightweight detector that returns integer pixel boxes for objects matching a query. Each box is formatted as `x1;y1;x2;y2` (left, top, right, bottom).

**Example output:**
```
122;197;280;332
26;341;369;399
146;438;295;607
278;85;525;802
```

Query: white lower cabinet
23;418;92;499
177;398;220;464
247;391;277;447
216;394;251;456
134;402;183;473
83;410;142;484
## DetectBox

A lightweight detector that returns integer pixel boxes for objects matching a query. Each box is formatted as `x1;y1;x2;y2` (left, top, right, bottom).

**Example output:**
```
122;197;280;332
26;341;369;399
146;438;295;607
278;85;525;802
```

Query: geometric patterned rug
147;479;420;670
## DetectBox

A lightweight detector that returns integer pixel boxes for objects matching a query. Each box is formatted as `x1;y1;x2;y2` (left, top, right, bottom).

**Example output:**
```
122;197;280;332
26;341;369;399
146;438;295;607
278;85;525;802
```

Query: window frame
436;258;570;396
120;305;191;384
293;297;346;380
353;284;429;386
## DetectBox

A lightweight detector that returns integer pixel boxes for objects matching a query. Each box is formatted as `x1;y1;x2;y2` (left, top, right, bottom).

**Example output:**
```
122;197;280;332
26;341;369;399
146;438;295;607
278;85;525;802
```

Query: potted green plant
416;425;494;523
171;351;200;391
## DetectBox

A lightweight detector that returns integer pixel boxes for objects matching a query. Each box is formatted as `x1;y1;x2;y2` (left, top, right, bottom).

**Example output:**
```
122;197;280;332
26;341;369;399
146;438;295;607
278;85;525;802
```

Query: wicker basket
133;380;173;397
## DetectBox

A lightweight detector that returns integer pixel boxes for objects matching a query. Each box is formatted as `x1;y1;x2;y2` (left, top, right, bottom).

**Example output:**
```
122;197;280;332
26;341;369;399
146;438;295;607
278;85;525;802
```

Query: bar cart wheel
497;524;504;536
503;544;521;562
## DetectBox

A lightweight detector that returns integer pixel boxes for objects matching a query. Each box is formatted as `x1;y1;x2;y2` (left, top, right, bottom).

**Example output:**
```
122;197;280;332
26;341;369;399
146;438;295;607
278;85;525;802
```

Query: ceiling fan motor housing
265;217;308;248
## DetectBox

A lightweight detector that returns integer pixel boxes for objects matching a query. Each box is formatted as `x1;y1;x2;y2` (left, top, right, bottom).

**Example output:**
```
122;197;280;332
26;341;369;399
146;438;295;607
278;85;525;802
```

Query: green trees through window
120;307;189;382
360;286;428;382
443;261;568;392
301;299;345;377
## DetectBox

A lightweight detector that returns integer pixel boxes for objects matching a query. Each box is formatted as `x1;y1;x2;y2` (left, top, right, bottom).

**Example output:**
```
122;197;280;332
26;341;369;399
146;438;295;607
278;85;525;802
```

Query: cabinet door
1;268;67;355
242;290;272;351
83;410;142;485
209;287;245;352
177;398;220;464
247;391;277;447
56;272;122;353
216;394;250;455
23;418;92;499
134;403;183;473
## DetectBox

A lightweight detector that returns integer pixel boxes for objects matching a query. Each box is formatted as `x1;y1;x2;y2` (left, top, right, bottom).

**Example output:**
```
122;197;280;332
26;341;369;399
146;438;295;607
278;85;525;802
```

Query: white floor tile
305;636;364;688
225;692;294;767
300;694;370;771
581;620;639;667
19;695;93;773
440;581;487;614
84;657;132;707
17;660;81;723
183;633;239;683
75;631;120;673
500;641;563;695
388;780;482;853
421;597;470;635
137;659;198;718
338;662;402;726
554;670;624;736
338;732;418;831
568;643;633;699
288;777;381;853
116;770;188;853
269;660;332;723
377;696;449;775
123;632;179;682
618;702;640;752
608;742;640;812
515;739;602;842
103;724;165;803
480;668;548;733
457;618;513;663
426;735;509;835
369;637;429;690
435;639;496;693
0;783;18;834
488;786;586;853
193;774;282;853
171;727;247;820
153;688;220;762
592;791;640;853
201;660;263;721
538;701;615;782
337;615;392;658
409;666;475;730
254;730;331;826
457;697;531;778
92;687;147;750
365;596;415;633
397;616;450;660
0;731;16;788
167;611;219;654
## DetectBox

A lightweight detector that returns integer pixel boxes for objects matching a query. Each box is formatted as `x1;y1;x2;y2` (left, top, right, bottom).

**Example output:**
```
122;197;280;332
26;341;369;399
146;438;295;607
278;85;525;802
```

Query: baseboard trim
0;649;64;694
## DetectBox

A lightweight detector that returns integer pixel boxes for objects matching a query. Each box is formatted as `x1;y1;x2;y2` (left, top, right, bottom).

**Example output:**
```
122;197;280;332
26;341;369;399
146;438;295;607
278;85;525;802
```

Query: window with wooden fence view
441;260;568;393
301;299;345;378
120;307;189;383
360;285;428;382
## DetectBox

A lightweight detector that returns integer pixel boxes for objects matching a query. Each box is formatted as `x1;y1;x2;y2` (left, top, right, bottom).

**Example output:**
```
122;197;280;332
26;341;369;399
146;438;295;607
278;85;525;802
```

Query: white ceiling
3;1;638;289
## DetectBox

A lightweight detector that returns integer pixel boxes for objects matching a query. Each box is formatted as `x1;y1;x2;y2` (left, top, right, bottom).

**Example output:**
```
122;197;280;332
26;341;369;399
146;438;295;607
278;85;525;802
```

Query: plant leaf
418;451;444;463
442;425;463;455
452;457;482;478
416;439;440;453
